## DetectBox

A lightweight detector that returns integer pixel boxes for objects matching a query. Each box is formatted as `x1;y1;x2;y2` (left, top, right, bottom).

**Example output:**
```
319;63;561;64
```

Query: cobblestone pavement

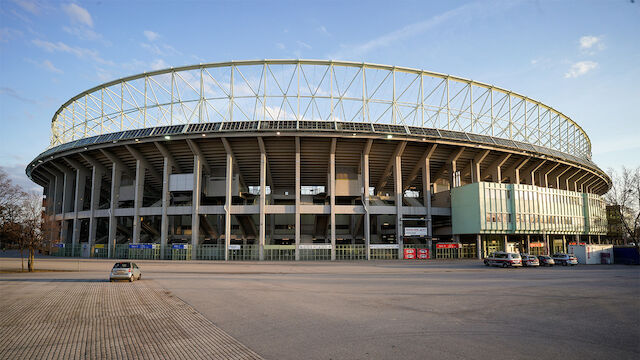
0;278;263;360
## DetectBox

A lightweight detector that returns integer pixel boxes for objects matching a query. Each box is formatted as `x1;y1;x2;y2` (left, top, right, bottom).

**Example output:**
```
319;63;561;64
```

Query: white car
110;262;142;282
483;251;522;268
552;253;578;266
521;254;540;267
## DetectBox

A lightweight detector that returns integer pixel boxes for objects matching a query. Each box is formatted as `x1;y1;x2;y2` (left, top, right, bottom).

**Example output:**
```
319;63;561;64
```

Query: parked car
537;255;555;266
483;251;522;268
521;254;540;267
110;262;142;282
552;253;578;266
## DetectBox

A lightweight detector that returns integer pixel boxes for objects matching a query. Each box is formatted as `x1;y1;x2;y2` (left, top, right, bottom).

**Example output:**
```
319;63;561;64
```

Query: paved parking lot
1;258;639;359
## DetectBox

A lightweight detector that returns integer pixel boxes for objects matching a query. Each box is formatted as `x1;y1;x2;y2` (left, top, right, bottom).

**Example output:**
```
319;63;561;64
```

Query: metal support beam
155;142;182;173
185;139;211;174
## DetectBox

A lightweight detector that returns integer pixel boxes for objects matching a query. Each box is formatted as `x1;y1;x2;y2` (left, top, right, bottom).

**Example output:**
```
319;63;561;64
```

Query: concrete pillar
192;155;202;259
295;137;301;261
160;157;171;259
422;154;433;253
562;235;567;253
476;234;482;259
526;234;531;254
329;139;336;261
88;167;102;252
394;153;403;259
259;148;266;261
132;160;145;244
108;163;121;258
363;152;371;260
72;168;88;251
224;153;233;261
503;235;508;252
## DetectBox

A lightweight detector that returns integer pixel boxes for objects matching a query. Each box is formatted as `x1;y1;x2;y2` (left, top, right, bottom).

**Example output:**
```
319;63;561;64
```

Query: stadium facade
26;60;610;260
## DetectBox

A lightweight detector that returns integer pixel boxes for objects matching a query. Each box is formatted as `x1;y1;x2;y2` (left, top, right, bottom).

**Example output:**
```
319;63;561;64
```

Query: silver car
109;262;142;282
552;253;578;266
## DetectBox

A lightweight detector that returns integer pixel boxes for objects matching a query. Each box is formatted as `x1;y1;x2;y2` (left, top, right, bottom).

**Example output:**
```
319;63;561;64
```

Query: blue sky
1;0;639;191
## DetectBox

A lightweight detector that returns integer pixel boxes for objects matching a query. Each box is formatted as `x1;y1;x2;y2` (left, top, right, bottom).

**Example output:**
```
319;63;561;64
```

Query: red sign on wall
436;243;460;249
529;243;544;248
417;248;430;259
404;248;416;259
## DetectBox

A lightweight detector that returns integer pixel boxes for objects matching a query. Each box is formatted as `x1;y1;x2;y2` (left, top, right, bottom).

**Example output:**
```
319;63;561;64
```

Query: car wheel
563;261;568;266
138;274;141;280
502;262;509;268
129;276;134;282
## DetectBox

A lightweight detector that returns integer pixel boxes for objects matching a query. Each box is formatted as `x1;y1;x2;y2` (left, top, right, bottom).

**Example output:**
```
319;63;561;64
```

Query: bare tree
0;168;27;256
19;192;58;272
605;166;640;246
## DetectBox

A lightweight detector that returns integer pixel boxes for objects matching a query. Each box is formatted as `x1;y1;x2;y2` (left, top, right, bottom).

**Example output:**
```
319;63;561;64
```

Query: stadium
25;59;610;261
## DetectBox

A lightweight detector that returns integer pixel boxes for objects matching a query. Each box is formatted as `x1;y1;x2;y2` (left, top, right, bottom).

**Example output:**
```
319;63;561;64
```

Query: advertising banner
417;248;430;259
436;243;460;249
404;248;416;259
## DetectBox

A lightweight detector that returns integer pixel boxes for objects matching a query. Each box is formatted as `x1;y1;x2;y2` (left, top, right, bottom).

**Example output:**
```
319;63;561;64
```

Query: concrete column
62;169;75;214
132;159;145;244
526;234;531;254
394;152;403;259
295;137;301;261
363;152;371;260
224;153;233;261
476;234;482;259
259;148;266;261
422;155;433;244
108;163;121;258
503;235;508;252
543;233;549;255
192;155;202;259
562;235;567;253
88;166;103;250
160;157;171;259
329;139;336;261
72;168;88;250
53;171;63;214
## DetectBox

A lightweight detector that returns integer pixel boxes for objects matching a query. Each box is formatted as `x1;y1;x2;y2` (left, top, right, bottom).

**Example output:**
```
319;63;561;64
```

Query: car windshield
510;253;521;259
113;262;131;268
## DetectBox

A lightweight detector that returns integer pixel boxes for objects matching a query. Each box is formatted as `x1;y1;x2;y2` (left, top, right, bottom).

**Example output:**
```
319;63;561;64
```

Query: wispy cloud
27;58;63;73
150;59;169;71
564;61;598;78
62;26;109;45
579;35;604;51
317;25;330;35
276;42;285;50
11;0;41;15
31;39;113;65
0;27;23;42
0;87;37;104
329;1;492;59
296;40;312;50
143;30;159;41
62;3;93;27
140;42;181;57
